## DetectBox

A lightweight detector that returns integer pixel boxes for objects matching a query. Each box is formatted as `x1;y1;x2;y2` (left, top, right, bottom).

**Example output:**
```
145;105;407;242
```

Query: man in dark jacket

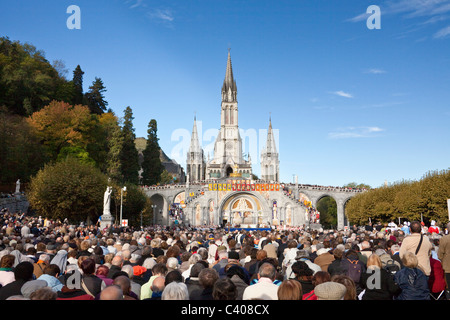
107;256;123;279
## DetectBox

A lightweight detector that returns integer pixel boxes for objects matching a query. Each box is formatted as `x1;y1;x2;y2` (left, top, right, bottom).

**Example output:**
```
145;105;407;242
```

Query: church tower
186;117;205;182
260;118;280;182
206;50;252;180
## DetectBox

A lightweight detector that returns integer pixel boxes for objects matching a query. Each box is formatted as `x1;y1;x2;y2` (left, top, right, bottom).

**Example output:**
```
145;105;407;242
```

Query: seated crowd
0;208;447;301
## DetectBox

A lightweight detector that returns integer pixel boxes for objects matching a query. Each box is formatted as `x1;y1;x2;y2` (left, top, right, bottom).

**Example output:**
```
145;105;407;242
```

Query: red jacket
429;257;446;293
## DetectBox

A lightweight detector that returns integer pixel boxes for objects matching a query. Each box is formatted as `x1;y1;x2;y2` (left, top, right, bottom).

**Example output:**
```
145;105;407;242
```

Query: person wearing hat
20;280;48;299
295;249;321;276
314;247;335;272
314;281;347;300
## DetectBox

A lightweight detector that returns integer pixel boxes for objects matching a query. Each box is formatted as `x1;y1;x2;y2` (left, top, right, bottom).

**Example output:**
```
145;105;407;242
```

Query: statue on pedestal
103;186;112;216
15;179;20;194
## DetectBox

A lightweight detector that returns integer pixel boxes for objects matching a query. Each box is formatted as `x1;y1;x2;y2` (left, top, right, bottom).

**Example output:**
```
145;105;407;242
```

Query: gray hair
121;264;134;278
161;282;189;300
167;257;179;269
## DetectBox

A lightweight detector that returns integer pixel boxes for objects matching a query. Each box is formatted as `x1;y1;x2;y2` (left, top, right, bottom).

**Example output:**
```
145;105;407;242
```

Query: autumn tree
27;158;108;223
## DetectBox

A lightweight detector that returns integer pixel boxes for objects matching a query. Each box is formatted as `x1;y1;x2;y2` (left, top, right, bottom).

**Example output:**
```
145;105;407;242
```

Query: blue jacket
394;267;430;300
38;274;64;292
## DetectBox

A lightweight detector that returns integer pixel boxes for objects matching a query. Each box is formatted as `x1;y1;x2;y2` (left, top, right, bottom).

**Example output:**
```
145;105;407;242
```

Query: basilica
178;51;306;227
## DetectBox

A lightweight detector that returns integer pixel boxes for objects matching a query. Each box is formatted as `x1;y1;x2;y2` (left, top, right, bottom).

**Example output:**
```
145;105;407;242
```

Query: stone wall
0;195;29;213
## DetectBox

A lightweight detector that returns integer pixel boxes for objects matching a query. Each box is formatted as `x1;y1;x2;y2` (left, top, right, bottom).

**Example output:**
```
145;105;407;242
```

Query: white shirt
242;278;279;300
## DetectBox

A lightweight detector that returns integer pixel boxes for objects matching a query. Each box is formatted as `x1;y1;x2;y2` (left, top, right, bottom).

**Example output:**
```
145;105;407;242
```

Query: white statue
15;179;20;194
103;186;112;216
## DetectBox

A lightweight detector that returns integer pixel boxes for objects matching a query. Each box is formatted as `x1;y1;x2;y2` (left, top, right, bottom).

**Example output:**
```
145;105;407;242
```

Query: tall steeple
187;116;205;182
261;117;280;182
222;49;237;103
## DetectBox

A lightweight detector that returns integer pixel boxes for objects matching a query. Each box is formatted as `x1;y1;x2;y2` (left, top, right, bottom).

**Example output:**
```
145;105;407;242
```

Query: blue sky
1;0;449;188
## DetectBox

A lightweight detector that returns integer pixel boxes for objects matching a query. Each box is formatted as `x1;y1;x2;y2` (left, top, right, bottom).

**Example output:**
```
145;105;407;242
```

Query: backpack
344;258;362;283
384;259;400;275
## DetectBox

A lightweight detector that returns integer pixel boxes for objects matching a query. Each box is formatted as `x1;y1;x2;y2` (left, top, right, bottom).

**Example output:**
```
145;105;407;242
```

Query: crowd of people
0;206;449;301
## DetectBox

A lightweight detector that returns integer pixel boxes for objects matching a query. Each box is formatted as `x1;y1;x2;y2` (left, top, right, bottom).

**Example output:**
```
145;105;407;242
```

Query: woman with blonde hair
394;252;430;300
360;253;400;300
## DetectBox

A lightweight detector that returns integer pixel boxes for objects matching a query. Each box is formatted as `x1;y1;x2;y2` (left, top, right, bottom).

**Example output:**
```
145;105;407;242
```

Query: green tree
119;107;140;184
0;108;48;184
72;65;85;106
141;119;164;186
27;158;108;223
85;77;108;115
317;196;337;228
0;37;71;115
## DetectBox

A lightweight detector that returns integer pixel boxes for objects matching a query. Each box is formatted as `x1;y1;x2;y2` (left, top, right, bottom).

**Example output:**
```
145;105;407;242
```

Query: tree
85;77;108;115
27;158;108;223
98;112;124;181
141;119;164;186
0;37;72;115
27;100;95;160
316;196;337;228
0;108;48;184
72;65;85;106
119;107;140;184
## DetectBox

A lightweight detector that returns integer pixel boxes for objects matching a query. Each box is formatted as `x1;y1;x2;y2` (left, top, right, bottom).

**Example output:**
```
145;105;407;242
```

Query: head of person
212;278;238;300
151;276;166;294
277;279;303;300
199;268;219;289
0;254;15;269
164;270;183;286
401;252;419;269
152;263;168;277
190;262;206;278
80;258;96;275
258;262;276;281
100;285;124;300
14;261;34;282
29;287;57;300
113;275;132;296
331;275;357;300
366;254;382;269
312;271;331;287
410;221;422;234
291;260;314;280
314;281;347;300
43;264;61;277
161;281;189;300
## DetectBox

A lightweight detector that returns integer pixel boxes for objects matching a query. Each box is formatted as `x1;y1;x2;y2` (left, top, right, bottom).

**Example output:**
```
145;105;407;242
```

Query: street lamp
120;186;126;227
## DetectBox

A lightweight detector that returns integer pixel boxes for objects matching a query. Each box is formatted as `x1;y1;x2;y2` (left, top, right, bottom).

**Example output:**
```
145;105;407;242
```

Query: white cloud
366;68;387;74
434;25;450;38
328;126;385;139
147;8;174;22
331;90;354;98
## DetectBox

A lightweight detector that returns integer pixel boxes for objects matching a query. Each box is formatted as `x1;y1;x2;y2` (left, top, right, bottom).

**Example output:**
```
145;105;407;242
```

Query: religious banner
256;184;261;191
265;184;269;191
237;183;241;191
232;184;236;191
213;184;217;191
218;184;222;191
208;184;212;191
251;184;255;191
270;184;274;191
227;183;232;191
275;184;280;191
246;184;250;191
261;184;265;191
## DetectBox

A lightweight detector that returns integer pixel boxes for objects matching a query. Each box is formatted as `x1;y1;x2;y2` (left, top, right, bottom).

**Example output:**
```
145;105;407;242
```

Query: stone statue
15;179;20;194
103;186;112;216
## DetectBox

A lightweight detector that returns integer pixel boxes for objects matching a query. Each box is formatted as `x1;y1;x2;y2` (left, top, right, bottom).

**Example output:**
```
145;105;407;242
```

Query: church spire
222;49;237;102
189;116;201;153
266;117;277;154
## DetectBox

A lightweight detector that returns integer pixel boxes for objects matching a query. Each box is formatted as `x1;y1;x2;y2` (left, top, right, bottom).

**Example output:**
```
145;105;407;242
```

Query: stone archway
149;194;168;225
218;191;271;226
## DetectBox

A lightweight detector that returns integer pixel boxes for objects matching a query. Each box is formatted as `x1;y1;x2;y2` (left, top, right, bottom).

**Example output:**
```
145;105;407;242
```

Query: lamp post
151;205;157;225
120;186;126;226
